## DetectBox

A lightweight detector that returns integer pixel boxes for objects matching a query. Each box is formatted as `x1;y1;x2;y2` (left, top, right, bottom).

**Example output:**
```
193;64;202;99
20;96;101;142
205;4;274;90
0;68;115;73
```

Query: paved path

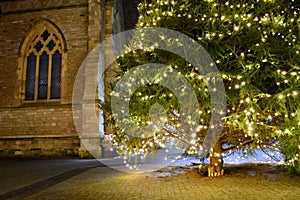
1;159;300;200
0;159;100;197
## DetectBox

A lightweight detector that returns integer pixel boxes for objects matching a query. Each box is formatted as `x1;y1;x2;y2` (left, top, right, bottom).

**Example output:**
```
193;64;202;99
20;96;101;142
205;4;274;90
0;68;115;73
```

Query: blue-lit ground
170;148;284;167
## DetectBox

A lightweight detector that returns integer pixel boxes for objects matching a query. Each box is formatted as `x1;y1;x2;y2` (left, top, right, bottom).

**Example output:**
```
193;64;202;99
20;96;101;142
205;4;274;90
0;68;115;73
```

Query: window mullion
23;56;28;100
34;54;40;101
48;54;53;100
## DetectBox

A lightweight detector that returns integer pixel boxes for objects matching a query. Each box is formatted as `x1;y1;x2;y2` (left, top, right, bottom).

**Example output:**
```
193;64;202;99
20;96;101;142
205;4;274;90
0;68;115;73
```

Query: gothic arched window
22;22;64;101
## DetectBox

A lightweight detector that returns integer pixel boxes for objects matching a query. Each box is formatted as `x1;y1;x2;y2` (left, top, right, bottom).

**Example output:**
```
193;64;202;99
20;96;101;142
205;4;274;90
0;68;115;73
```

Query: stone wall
0;0;140;158
0;104;80;157
0;105;76;137
0;0;89;107
0;136;80;158
0;0;89;157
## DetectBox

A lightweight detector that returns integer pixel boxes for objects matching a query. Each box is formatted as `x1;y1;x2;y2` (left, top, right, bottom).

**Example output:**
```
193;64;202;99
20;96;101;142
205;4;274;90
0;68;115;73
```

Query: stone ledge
0;136;80;158
0;135;77;139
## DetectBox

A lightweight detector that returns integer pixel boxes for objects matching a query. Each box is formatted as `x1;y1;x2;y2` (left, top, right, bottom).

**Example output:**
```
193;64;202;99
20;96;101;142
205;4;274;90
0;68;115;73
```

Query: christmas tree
102;0;299;176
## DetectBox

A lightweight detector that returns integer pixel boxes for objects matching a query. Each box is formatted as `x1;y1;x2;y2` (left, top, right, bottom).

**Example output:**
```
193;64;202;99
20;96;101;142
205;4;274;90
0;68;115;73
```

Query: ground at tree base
25;163;300;200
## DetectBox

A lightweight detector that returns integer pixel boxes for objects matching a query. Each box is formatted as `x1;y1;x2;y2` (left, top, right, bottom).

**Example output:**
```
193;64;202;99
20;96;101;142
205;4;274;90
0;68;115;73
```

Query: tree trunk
208;140;224;177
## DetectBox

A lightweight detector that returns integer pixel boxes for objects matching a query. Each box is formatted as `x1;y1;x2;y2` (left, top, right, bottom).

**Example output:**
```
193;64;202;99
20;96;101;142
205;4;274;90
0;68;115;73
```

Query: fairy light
278;94;284;100
292;91;298;96
113;0;300;172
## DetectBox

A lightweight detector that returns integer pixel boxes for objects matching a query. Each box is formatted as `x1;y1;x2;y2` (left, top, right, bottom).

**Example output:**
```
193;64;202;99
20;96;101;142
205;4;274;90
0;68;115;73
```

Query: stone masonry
0;0;141;158
0;0;92;157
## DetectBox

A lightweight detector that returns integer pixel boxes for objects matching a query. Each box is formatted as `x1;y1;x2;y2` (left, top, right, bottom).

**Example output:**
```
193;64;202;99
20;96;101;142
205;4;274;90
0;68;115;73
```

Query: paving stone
24;166;300;199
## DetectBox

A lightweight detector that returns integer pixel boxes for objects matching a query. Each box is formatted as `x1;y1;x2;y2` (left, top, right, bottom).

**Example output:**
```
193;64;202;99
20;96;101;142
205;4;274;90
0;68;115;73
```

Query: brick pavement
14;164;300;200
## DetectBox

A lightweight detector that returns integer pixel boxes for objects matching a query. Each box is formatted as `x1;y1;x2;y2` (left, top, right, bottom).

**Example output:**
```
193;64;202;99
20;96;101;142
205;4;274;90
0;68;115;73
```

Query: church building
0;0;141;157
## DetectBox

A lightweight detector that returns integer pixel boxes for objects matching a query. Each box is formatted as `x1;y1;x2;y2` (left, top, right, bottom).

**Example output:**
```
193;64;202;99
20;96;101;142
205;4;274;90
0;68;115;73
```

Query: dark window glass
41;30;50;41
51;50;62;99
47;40;56;51
25;52;36;100
38;52;49;99
34;41;43;52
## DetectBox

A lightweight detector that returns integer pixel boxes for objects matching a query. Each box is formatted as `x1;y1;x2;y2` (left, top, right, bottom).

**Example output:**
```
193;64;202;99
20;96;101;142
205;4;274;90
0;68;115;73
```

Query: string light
109;0;300;172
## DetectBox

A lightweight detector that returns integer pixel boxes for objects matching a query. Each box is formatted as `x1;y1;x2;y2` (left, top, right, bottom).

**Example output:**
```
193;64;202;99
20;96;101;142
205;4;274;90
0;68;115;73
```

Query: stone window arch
19;20;66;102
